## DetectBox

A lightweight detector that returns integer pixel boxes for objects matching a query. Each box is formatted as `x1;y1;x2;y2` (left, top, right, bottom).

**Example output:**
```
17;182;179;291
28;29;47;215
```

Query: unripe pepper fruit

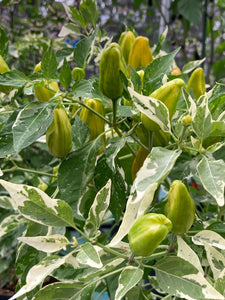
99;43;128;101
165;180;195;235
182;115;192;126
79;98;105;154
46;106;72;158
186;67;206;100
34;61;59;102
128;213;172;256
72;67;85;81
141;78;185;132
128;36;153;71
118;30;136;64
0;54;12;94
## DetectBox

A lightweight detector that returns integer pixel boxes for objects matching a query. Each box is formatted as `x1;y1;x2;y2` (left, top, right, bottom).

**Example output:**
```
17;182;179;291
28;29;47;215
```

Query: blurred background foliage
0;0;224;84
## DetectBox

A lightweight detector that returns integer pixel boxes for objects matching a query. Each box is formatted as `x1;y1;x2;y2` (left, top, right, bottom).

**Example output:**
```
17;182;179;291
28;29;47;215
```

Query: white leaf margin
18;234;70;253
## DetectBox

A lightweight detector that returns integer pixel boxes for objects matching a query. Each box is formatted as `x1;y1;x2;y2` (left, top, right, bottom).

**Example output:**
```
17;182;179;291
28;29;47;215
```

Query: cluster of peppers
0;29;204;257
95;30;200;256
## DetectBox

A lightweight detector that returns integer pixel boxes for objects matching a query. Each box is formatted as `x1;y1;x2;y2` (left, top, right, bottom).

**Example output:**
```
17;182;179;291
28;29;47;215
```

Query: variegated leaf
129;87;171;133
110;147;181;246
115;266;143;300
76;242;103;269
18;234;70;253
204;243;225;280
0;214;26;238
155;256;224;300
177;236;204;275
0;180;75;227
197;157;225;206
84;179;111;237
192;95;212;140
10;253;77;300
192;230;225;250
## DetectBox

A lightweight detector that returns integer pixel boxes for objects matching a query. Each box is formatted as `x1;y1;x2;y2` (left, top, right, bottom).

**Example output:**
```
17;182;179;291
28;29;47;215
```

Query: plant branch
2;166;57;178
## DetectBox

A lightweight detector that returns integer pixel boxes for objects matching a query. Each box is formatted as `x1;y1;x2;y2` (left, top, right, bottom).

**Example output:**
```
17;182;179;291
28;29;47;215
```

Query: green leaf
117;105;136;117
0;27;9;58
182;58;206;74
129;87;171;133
80;0;99;28
197;156;225;206
192;96;212;141
12;102;55;153
133;0;142;9
130;66;142;92
72;79;111;106
0;70;29;87
115;266;143;300
143;48;180;95
177;0;202;25
72;116;90;149
0;110;18;157
84;179;111;237
209;84;225;119
209;121;225;137
42;46;58;79
73;26;98;68
110;148;181;246
58;139;102;218
32;281;96;300
0;180;75;228
56;47;74;63
60;58;71;89
153;26;168;56
76;242;103;268
155;256;224;300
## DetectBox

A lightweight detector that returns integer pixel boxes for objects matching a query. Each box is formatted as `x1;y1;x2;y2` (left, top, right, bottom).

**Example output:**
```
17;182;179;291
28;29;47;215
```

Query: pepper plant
0;1;225;300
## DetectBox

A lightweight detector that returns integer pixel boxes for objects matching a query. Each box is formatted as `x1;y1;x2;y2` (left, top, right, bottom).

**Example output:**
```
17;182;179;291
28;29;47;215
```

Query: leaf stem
2;166;57;178
64;97;111;125
95;287;107;300
137;250;168;263
96;242;129;260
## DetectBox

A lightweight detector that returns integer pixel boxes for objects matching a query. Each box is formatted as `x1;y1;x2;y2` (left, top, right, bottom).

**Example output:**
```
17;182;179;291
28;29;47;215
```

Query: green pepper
128;36;153;71
118;30;136;64
46;106;72;158
186;67;206;100
99;43;128;101
128;213;172;256
72;67;85;81
165;180;195;235
141;78;185;132
33;61;59;102
79;98;105;154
